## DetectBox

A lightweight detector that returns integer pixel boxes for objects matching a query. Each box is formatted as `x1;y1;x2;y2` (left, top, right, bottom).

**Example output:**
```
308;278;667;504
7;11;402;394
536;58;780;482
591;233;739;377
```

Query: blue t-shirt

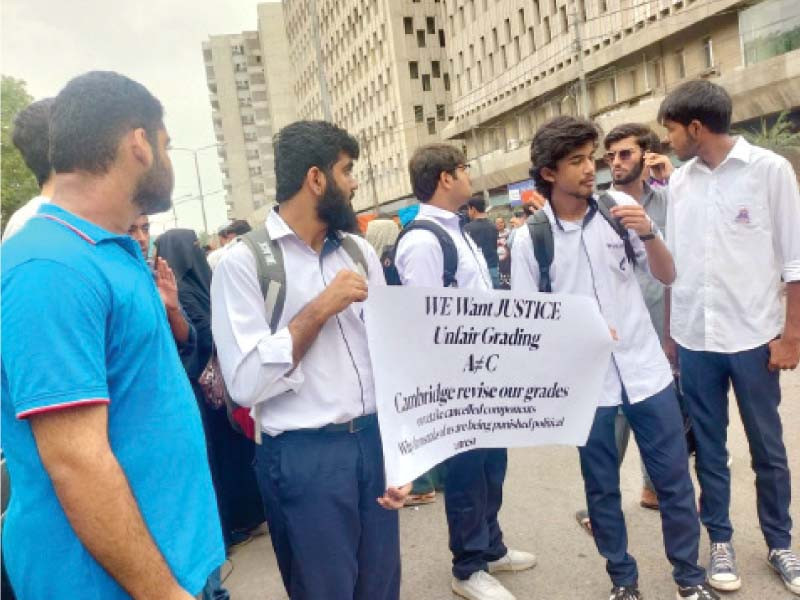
1;204;224;598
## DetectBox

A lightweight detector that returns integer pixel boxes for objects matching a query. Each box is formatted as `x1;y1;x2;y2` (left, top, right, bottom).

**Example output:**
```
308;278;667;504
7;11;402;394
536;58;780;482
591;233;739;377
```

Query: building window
528;27;536;52
432;60;441;77
427;117;436;135
740;0;800;66
417;30;426;47
702;37;714;69
414;105;424;122
444;72;451;91
439;29;446;47
501;45;508;69
404;16;413;34
675;49;686;79
543;17;551;44
437;104;446;121
422;74;431;91
504;18;511;42
514;36;521;62
600;0;607;12
426;16;436;34
534;0;541;23
519;8;526;30
409;61;419;79
609;77;618;104
492;28;499;50
476;61;483;83
560;5;568;33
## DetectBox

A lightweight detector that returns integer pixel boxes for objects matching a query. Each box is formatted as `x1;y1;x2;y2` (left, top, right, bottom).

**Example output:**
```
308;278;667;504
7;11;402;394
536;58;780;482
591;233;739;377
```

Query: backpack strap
527;210;554;293
596;192;637;267
338;235;369;279
239;228;286;335
395;219;459;287
238;227;285;446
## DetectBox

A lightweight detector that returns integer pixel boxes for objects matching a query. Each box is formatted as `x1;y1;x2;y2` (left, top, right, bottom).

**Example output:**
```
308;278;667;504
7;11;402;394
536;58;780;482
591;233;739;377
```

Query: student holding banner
395;144;536;600
512;117;716;600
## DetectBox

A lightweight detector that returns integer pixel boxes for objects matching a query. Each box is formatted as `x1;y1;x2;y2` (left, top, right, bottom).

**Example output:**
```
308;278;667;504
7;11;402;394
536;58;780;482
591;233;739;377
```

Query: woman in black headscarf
156;229;264;551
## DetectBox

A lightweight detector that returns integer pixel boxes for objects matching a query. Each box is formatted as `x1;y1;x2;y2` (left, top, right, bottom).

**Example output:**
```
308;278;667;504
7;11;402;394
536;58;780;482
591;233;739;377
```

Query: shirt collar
691;135;751;173
418;202;461;226
37;203;132;246
543;198;595;232
265;205;347;256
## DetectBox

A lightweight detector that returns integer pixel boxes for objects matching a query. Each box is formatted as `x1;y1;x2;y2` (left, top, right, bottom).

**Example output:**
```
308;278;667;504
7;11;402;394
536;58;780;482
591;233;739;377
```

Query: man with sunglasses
396;144;536;600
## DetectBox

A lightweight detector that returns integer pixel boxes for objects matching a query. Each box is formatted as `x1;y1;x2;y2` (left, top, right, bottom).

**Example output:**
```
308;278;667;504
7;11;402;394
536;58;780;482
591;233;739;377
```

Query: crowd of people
1;70;799;600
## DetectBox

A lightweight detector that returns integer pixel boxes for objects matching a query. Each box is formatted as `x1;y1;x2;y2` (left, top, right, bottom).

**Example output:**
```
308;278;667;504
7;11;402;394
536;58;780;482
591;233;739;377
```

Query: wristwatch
639;223;656;241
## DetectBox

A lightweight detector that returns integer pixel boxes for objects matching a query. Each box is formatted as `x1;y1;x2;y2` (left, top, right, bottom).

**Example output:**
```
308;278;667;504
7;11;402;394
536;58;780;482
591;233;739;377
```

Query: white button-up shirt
510;192;673;406
395;203;493;290
666;137;800;353
210;208;385;436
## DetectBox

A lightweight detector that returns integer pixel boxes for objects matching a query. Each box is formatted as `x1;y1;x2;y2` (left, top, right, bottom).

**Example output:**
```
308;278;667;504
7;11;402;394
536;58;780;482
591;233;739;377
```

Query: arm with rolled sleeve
767;158;800;369
395;229;447;288
210;246;303;409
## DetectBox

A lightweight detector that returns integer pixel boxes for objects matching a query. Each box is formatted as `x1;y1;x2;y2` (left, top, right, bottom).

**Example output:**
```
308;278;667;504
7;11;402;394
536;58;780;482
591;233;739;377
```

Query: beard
613;158;644;186
317;175;358;233
134;151;174;215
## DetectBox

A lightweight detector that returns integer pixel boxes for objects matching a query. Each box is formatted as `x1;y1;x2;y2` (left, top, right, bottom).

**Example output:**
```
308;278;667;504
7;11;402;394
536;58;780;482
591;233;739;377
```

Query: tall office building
283;0;454;213
202;3;296;226
440;0;800;194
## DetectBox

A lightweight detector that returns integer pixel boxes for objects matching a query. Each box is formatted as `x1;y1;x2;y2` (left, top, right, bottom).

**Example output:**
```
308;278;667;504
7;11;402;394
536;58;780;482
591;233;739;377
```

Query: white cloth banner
365;286;614;487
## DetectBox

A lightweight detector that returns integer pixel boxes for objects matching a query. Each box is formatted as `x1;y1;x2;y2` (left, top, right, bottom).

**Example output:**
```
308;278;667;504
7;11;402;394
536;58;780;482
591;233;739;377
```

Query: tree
739;110;800;153
1;76;39;230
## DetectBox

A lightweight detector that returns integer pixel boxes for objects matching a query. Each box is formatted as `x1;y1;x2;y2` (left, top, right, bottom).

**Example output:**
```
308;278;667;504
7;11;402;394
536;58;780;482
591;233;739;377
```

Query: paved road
226;370;800;599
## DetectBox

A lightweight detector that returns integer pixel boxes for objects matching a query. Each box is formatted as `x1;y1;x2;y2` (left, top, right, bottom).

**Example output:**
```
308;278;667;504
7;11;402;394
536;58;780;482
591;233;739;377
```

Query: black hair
657;79;732;134
408;143;466;202
50;71;164;174
11;98;54;187
604;123;660;153
530;116;599;199
274;120;359;202
467;196;486;213
226;219;252;236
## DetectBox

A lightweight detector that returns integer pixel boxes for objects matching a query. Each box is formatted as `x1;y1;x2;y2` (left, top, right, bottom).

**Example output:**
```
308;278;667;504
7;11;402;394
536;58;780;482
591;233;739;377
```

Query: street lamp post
171;143;224;235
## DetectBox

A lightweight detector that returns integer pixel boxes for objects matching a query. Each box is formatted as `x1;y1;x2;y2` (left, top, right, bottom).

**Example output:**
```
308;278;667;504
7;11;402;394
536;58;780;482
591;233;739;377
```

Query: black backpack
528;192;637;292
383;220;459;287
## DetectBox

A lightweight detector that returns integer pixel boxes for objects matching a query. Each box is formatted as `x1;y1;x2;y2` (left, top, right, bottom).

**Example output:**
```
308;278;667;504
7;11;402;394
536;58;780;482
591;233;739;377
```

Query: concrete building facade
202;3;296;226
440;0;800;192
283;0;455;213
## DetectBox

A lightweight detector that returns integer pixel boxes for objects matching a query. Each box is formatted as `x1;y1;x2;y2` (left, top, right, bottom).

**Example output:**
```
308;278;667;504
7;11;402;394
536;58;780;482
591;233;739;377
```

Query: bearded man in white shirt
211;120;410;600
659;79;800;596
512;116;715;600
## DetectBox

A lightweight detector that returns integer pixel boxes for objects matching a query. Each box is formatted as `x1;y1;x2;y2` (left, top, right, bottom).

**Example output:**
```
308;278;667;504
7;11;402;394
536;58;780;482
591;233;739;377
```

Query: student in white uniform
511;116;714;600
395;144;536;600
660;80;800;596
211;120;410;600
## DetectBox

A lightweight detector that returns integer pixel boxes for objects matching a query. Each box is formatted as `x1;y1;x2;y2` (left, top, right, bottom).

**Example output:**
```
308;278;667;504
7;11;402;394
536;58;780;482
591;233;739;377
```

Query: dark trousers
253;419;400;600
444;448;508;580
579;384;705;587
679;344;792;549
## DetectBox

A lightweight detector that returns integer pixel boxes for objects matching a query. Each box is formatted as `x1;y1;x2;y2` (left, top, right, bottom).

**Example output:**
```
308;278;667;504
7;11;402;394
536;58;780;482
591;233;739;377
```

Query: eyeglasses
604;148;638;163
456;163;471;171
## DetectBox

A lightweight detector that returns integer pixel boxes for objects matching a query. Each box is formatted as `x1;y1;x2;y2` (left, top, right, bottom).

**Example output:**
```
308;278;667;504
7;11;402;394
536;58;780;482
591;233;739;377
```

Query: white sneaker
487;548;537;573
451;571;516;600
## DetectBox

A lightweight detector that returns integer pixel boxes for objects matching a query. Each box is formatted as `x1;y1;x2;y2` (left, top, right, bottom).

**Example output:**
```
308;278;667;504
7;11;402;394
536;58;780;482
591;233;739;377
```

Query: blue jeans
488;266;501;289
679;343;791;549
579;384;705;587
201;567;229;600
252;417;400;600
444;448;508;580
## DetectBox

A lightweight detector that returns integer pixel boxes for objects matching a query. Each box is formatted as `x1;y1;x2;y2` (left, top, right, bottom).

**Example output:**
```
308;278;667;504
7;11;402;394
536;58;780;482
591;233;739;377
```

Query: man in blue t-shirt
1;71;224;599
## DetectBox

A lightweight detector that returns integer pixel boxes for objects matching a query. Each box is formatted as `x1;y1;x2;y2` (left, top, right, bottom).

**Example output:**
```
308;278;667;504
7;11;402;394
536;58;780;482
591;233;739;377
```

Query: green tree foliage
1;76;39;230
738;110;800;153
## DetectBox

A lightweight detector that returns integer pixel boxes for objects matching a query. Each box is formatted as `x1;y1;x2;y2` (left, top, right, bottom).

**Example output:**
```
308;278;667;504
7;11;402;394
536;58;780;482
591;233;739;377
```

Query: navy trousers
444;448;508;580
679;344;792;549
579;384;705;588
253;418;400;600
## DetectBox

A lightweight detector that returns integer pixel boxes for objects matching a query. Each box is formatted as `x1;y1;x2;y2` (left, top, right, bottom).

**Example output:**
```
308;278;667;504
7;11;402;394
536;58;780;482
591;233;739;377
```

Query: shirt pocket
605;238;634;282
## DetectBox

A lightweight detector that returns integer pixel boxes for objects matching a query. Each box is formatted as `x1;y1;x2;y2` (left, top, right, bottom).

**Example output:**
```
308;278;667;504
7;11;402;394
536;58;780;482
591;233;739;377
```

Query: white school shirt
510;192;673;407
666;136;800;353
2;195;48;242
394;202;493;291
210;208;385;436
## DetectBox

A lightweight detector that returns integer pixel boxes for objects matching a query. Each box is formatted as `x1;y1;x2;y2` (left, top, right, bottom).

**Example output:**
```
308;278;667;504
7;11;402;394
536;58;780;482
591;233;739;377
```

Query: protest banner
365;286;614;487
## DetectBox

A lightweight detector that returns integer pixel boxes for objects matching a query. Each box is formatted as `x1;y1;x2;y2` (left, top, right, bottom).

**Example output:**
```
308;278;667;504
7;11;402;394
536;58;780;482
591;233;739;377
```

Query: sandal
575;509;593;536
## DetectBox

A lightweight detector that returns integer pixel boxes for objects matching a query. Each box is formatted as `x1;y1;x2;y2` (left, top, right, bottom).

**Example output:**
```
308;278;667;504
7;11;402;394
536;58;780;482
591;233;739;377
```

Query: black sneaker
609;585;642;600
676;582;719;600
768;548;800;595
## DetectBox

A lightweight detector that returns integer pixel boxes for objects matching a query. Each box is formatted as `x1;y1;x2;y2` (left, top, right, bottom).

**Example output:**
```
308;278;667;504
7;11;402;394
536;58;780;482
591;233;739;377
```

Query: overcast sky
2;0;280;236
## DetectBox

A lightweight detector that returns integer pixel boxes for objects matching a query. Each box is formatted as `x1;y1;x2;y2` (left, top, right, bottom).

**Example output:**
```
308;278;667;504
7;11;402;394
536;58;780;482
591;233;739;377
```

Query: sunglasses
604;148;638;163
